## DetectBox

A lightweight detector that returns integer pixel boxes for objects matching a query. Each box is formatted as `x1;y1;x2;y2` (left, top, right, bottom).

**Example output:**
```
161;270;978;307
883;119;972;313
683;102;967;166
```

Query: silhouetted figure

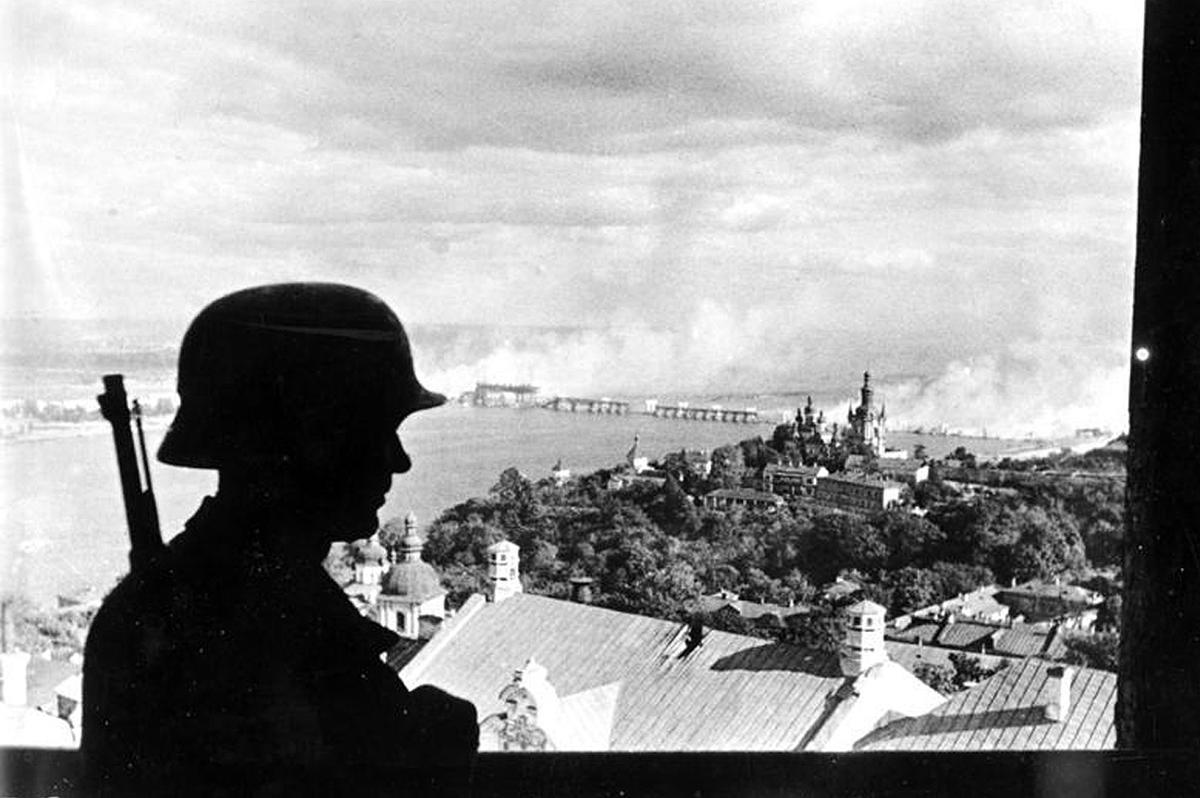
82;284;478;796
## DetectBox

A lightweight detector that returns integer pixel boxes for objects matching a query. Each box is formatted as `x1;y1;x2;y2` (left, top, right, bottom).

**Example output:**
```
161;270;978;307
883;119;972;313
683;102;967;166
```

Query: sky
1;0;1144;434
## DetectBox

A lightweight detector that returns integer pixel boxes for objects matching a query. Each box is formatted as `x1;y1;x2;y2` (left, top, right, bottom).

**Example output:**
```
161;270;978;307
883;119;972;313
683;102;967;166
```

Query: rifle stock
98;374;164;570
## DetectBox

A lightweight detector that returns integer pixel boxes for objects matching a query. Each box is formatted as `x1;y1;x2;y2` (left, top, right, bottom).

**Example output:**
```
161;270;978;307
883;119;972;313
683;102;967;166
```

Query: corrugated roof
854;659;1115;751
992;625;1051;658
402;594;845;750
820;473;905;490
401;594;952;751
887;621;941;646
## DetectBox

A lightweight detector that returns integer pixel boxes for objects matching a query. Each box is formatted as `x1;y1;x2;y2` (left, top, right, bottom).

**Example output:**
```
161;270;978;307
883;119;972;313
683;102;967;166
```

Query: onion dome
381;559;444;602
380;524;444;602
355;534;388;564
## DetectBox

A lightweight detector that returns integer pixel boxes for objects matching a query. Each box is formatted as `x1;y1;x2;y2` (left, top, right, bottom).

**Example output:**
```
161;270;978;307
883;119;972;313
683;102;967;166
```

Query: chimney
486;540;523;603
569;576;594;604
1044;666;1075;721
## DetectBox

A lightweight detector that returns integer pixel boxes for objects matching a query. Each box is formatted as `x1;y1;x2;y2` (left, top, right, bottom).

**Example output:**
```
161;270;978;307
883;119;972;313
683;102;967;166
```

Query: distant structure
543;396;630;415
762;463;828;498
812;473;904;515
796;395;834;448
845;371;886;458
702;488;786;514
626;434;650;473
472;383;541;407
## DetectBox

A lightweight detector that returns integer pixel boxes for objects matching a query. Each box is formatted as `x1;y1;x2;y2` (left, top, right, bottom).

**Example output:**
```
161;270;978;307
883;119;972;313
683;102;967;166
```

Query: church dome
355;536;388;564
381;560;445;602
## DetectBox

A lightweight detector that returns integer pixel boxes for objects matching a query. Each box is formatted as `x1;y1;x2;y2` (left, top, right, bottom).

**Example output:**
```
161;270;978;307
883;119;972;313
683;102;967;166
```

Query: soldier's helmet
158;283;445;470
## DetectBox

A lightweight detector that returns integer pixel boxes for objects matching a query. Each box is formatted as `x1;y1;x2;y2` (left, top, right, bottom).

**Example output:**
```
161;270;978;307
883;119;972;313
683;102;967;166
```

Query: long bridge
539;396;761;423
541;396;631;414
649;404;760;423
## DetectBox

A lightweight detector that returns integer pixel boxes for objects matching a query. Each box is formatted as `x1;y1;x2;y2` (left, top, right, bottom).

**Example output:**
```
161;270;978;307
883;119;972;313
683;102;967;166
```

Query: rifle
98;374;164;570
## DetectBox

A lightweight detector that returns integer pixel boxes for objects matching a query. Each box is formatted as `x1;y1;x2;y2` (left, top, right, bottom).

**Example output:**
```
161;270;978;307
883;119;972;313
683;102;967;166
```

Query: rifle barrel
99;374;164;569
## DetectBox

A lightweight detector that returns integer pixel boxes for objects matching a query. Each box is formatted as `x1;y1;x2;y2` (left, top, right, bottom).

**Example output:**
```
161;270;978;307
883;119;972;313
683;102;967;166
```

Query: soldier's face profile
288;393;410;541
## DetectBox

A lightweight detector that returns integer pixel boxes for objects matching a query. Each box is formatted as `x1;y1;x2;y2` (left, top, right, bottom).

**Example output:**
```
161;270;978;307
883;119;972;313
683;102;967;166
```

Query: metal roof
854;659;1116;751
819;472;905;490
991;625;1053;658
401;593;948;751
936;621;998;650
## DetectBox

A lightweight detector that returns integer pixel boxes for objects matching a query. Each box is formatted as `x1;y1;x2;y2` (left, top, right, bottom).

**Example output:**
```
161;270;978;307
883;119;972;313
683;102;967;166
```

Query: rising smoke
414;319;1130;439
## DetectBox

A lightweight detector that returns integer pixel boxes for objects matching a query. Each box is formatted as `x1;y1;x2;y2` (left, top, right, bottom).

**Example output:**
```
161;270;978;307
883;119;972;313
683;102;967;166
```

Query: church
779;371;887;461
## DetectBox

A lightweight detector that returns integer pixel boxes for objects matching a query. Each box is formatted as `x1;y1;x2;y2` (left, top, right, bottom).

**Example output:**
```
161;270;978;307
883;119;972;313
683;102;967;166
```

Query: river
1;404;1033;606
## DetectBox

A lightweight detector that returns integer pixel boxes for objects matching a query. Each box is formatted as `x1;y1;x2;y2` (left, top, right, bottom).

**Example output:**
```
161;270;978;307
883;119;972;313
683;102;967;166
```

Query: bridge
649;405;760;423
542;396;631;414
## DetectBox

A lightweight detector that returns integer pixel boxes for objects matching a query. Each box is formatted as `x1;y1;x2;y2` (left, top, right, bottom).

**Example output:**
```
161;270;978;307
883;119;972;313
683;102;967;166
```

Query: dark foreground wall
1119;0;1200;750
4;748;1200;798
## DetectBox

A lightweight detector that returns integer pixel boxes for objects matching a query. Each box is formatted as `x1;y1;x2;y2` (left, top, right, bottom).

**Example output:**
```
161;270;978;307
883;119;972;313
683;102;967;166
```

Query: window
9;3;1200;792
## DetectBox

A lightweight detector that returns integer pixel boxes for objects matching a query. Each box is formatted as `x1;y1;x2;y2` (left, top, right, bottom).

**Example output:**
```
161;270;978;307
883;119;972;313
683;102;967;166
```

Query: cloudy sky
3;0;1143;433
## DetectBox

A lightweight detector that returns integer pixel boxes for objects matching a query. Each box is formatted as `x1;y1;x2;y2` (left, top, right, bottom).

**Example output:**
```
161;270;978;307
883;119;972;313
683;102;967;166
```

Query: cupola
839;599;888;677
487;539;523;603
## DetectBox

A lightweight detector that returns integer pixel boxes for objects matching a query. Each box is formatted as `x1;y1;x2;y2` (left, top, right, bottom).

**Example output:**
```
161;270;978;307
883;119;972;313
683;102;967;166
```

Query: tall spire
860;371;873;410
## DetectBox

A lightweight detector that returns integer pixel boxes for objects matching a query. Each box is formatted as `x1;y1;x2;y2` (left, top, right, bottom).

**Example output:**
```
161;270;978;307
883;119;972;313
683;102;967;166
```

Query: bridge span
539;396;761;423
649;404;760;423
541;396;631;414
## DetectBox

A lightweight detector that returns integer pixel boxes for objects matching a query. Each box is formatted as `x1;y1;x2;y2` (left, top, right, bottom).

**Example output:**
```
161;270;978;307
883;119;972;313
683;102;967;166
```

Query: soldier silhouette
82;284;478;796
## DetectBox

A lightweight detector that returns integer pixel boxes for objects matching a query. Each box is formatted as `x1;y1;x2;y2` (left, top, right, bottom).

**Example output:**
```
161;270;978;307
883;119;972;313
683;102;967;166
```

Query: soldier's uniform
81;284;477;796
83;498;476;795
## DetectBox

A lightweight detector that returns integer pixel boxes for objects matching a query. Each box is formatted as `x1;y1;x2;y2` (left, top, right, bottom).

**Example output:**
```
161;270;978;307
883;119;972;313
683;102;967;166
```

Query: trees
800;513;888;584
1062;632;1120;672
872;511;946;570
882;567;943;617
709;444;747;490
647;475;701;537
1008;506;1086;582
781;602;843;652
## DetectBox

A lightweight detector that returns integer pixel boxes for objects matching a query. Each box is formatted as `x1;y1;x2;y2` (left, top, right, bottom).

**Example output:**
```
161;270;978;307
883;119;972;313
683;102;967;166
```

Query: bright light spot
1135;347;1151;362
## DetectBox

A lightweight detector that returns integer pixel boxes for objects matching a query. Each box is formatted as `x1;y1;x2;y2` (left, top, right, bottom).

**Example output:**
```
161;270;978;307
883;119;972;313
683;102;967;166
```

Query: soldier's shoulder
89;553;201;639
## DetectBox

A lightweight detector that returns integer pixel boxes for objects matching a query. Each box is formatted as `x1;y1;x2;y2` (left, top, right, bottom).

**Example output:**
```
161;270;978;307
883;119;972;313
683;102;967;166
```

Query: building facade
812;473;903;514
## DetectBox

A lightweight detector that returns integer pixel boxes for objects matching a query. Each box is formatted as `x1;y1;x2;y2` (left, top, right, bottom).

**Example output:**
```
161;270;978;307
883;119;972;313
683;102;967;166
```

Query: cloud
6;0;1140;444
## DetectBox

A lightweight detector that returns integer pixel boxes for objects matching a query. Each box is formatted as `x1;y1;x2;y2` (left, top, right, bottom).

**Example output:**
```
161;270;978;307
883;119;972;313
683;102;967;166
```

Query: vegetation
416;430;1124;646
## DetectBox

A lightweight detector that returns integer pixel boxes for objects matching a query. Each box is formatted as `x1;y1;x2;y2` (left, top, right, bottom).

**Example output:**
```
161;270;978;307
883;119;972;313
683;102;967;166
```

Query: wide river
2;404;1024;606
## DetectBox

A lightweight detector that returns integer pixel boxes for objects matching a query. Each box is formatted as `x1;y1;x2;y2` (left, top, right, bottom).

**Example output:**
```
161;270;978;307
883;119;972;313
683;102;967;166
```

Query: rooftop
855;659;1115;751
820;473;905;490
400;593;946;752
